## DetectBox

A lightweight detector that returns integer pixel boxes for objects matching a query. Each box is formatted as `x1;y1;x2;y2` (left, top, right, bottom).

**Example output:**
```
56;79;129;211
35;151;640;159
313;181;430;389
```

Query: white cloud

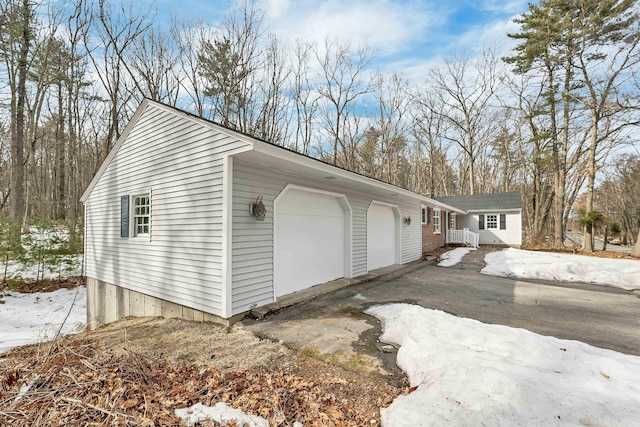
478;0;528;14
455;15;521;56
260;0;438;56
262;0;291;19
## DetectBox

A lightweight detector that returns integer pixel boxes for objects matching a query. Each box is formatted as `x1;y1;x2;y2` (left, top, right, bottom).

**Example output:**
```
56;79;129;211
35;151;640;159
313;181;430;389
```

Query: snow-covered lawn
2;254;83;281
0;286;86;354
0;226;83;281
483;248;640;290
367;303;640;426
437;247;472;267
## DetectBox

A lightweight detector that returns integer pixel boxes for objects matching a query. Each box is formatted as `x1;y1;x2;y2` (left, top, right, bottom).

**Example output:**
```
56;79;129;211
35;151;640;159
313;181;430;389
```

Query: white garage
367;202;398;271
274;186;350;297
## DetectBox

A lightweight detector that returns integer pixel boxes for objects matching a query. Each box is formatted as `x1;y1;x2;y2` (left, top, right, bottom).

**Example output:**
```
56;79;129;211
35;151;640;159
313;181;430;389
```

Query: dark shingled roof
434;192;522;212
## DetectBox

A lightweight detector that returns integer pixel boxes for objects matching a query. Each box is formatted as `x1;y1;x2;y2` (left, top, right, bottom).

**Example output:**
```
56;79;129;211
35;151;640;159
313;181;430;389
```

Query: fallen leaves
0;332;400;426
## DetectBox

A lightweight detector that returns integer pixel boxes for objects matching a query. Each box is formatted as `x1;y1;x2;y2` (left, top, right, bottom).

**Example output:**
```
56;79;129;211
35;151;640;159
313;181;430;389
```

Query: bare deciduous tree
315;38;374;166
426;50;504;195
86;0;152;157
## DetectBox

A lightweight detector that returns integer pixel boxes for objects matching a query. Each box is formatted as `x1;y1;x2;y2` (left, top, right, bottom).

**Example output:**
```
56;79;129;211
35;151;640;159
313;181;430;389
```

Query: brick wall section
422;223;444;254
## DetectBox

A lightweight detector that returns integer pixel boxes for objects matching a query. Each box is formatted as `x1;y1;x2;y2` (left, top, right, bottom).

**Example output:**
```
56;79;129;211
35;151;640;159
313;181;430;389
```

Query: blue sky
156;0;532;80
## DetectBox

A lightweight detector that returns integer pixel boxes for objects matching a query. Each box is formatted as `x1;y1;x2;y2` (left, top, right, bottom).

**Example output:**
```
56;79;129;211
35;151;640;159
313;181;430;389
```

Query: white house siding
84;104;251;316
231;159;422;315
458;211;522;246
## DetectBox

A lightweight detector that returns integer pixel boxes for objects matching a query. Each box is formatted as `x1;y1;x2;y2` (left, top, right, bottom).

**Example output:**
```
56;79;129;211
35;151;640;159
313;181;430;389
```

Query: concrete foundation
86;277;238;329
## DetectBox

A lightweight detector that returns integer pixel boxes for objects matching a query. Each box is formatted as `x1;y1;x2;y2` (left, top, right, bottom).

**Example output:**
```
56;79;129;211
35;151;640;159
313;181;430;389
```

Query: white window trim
131;189;151;240
433;208;441;234
485;213;499;230
421;206;427;224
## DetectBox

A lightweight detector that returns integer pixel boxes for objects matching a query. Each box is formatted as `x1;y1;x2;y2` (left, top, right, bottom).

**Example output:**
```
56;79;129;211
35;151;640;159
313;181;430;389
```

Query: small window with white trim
133;194;150;236
421;206;431;225
486;214;498;230
433;209;441;234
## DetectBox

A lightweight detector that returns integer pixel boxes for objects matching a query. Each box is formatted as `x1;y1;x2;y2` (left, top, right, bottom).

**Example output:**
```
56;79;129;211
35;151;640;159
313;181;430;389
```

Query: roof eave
80;98;464;215
250;142;466;213
465;208;523;213
80;99;152;202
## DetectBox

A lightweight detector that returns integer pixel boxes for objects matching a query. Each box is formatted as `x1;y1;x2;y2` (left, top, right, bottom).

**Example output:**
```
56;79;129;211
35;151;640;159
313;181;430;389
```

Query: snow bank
366;303;640;426
437;248;472;267
175;402;269;427
482;248;640;290
0;286;86;354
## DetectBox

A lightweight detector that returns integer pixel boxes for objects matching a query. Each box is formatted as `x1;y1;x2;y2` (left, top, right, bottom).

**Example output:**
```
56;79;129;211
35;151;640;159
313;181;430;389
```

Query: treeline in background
1;0;639;253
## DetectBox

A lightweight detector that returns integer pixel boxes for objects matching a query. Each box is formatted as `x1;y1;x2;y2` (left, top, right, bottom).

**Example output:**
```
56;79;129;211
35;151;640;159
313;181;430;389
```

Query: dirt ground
0;316;401;426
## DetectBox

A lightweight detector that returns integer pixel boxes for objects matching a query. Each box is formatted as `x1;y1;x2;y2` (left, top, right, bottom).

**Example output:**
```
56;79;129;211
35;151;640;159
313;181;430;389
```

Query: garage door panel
367;203;397;271
278;189;344;216
275;189;345;298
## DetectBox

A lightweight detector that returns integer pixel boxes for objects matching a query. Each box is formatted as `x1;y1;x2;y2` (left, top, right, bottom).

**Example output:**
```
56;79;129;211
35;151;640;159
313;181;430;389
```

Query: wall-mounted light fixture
404;216;412;226
250;195;267;221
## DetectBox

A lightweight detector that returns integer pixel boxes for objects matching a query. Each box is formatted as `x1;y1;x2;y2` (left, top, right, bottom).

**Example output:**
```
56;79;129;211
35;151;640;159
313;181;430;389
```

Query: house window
433;209;441;234
133;194;150;236
421;207;431;225
486;214;498;230
450;213;456;230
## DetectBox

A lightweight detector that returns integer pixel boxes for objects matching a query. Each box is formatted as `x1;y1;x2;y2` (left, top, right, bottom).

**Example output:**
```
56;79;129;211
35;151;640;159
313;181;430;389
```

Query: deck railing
446;228;479;248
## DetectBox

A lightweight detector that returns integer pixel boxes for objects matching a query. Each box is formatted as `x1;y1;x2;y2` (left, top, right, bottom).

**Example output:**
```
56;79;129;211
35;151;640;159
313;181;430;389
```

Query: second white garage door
274;188;346;298
367;203;397;271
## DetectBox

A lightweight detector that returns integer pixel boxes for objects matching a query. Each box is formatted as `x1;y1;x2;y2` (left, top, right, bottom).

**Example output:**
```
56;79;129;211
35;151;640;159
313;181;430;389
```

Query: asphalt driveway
241;249;640;383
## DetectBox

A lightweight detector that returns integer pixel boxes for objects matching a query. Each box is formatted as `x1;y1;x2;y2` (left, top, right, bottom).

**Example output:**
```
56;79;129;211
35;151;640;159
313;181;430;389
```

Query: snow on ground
0;226;83;280
175;402;270;427
437;247;472;267
0;286;86;354
482;248;640;290
2;254;83;281
366;303;640;427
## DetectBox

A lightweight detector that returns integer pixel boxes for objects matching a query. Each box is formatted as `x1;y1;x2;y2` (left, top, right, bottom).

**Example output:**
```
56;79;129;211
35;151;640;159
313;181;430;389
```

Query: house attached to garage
81;99;462;328
434;192;523;247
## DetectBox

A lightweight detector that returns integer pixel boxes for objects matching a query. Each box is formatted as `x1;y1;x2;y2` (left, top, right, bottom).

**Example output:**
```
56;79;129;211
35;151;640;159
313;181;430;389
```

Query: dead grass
0;317;401;426
0;276;85;294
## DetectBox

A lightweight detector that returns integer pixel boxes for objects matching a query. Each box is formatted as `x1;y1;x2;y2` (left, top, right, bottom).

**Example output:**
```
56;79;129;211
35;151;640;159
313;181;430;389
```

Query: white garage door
275;188;345;297
367;203;397;271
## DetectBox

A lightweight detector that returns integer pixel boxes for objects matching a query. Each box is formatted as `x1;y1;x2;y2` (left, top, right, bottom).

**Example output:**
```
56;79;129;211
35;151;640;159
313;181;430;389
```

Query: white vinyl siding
367;202;398;270
84;104;251;316
457;210;523;246
231;159;422;315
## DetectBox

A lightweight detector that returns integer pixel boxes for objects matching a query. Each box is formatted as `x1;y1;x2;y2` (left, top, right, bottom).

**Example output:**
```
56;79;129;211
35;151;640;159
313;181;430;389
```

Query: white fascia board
80;99;256;203
251;141;466;214
150;101;259;149
465;208;522;213
80;99;152;202
81;97;462;217
422;200;467;214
